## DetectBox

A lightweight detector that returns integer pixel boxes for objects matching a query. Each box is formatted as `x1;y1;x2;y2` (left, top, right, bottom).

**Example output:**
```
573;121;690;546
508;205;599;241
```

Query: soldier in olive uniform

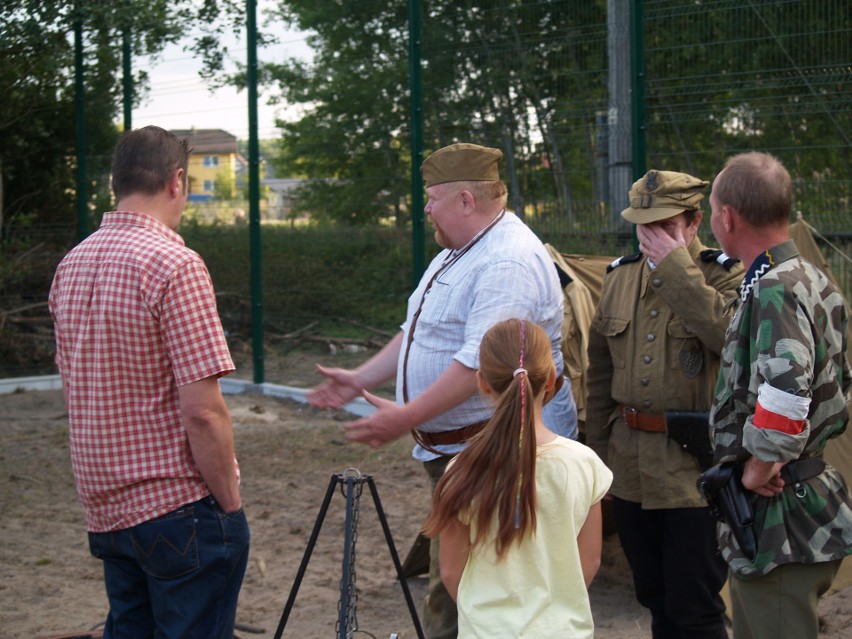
586;170;743;639
708;152;852;639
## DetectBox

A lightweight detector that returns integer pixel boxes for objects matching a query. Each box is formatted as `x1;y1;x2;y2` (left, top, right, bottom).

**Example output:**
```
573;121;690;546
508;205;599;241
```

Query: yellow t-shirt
457;436;612;638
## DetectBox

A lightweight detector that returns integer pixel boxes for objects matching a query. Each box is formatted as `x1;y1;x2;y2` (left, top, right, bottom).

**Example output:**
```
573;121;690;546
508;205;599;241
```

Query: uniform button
650;309;659;318
652;277;663;287
647;333;656;342
643;355;652;364
641;377;650;386
643;400;653;408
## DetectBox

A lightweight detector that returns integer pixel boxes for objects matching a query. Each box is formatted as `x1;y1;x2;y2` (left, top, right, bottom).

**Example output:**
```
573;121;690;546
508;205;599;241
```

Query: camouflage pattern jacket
711;239;852;578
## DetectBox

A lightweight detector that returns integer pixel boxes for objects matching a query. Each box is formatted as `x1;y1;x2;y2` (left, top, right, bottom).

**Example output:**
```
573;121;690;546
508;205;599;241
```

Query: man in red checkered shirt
49;126;249;639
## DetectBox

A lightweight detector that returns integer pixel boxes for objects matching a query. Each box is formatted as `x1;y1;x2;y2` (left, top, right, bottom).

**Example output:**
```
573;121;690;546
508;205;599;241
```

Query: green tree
642;0;852;229
255;0;610;226
259;0;411;225
254;0;850;232
214;169;236;200
0;0;246;241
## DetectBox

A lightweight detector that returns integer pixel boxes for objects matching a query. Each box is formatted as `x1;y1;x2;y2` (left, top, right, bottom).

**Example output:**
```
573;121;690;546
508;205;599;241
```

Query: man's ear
458;189;476;214
169;169;184;198
476;370;492;397
722;206;735;233
690;211;703;231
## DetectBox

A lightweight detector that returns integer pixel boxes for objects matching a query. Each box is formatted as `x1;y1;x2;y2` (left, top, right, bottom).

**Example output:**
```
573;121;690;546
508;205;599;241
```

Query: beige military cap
421;143;503;188
621;169;709;224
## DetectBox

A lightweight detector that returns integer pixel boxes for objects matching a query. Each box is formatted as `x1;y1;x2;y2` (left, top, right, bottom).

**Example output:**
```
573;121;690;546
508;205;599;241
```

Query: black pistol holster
696;462;758;561
665;411;714;470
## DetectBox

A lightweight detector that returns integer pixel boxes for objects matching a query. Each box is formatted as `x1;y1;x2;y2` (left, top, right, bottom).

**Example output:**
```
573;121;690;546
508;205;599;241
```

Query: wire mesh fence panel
2;0;851;380
418;0;611;235
642;0;852;234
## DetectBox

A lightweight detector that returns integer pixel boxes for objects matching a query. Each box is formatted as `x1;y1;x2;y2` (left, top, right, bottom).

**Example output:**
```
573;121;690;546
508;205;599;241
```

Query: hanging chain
336;468;364;638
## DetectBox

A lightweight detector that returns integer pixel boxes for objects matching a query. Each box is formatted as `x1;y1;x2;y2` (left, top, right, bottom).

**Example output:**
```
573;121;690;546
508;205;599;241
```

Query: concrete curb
0;375;375;418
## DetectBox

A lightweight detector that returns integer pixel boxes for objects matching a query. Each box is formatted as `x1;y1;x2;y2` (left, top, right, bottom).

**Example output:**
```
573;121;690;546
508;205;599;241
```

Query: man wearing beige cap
585;170;743;638
308;142;577;638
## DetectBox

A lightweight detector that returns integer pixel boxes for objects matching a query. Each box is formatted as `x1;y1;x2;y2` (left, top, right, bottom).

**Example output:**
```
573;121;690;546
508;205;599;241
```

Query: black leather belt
780;457;825;485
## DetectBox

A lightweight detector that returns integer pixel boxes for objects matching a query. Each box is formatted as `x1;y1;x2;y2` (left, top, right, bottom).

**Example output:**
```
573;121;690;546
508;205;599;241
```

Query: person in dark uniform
585;170;743;638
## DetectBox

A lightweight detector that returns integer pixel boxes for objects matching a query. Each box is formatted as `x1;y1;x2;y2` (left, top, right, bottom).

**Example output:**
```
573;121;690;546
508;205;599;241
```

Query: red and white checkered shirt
49;211;235;532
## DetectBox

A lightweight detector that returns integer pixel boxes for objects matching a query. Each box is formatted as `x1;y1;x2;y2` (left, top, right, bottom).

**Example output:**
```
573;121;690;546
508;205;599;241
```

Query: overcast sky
132;26;312;140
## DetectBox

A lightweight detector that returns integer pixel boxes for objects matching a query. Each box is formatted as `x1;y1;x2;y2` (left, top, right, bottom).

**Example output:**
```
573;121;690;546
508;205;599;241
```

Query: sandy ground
1;384;850;638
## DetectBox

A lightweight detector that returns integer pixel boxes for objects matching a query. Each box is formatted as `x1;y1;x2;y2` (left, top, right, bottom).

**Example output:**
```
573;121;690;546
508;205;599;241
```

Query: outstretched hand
306;364;363;409
343;390;412;448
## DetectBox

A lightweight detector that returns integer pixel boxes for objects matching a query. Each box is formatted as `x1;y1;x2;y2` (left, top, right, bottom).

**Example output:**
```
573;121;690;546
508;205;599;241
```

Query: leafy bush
182;225;440;337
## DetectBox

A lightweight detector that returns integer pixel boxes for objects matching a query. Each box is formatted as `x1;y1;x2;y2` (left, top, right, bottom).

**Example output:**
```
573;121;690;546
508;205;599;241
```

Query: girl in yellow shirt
424;318;612;638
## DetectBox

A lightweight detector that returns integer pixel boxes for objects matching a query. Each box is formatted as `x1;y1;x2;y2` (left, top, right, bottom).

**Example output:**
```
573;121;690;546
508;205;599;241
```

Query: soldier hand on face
636;213;690;265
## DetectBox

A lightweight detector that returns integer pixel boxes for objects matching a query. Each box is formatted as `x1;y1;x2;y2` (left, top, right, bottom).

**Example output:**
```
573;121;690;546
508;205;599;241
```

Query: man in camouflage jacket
709;151;852;639
586;170;742;638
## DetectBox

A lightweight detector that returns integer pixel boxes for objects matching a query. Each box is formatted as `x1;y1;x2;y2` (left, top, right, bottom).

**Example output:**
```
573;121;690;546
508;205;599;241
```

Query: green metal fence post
74;7;88;242
629;0;646;180
629;0;645;252
247;0;264;383
408;0;425;288
122;27;132;132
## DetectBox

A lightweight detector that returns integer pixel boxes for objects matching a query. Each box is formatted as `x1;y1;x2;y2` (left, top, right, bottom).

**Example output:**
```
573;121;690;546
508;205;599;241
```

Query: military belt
619;405;667;433
780;457;825;485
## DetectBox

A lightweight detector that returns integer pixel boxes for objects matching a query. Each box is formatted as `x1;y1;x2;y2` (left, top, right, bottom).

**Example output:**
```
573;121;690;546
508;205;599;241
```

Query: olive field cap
421;143;503;188
621;169;709;224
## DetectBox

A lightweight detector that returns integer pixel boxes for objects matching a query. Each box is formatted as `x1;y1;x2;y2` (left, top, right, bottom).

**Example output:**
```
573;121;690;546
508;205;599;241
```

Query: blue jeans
88;496;250;639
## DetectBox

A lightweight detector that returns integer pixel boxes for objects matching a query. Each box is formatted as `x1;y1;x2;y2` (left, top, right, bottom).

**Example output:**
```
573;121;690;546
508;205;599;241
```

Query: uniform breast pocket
419;280;454;327
667;319;703;378
597;316;630;369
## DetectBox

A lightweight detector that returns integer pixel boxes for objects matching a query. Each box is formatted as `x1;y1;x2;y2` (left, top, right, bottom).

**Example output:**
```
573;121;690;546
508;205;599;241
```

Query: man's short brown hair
458;180;508;207
111;126;191;200
713;152;792;228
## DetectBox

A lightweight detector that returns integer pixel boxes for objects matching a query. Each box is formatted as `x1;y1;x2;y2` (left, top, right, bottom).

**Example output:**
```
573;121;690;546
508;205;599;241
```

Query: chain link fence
2;0;850;380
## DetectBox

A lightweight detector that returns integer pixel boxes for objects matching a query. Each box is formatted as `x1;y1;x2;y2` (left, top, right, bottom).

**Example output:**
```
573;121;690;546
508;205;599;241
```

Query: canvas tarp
544;246;609;424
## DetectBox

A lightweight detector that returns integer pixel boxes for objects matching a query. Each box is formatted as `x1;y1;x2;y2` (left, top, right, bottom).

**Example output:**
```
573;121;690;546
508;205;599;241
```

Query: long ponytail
423;319;554;559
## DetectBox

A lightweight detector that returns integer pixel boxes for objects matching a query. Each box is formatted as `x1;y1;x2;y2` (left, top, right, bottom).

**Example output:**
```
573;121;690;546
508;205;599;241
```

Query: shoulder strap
700;249;739;271
606;252;642;273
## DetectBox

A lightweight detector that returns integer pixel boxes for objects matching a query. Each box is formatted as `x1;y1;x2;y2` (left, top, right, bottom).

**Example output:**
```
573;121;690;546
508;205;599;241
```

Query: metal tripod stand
273;468;426;639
